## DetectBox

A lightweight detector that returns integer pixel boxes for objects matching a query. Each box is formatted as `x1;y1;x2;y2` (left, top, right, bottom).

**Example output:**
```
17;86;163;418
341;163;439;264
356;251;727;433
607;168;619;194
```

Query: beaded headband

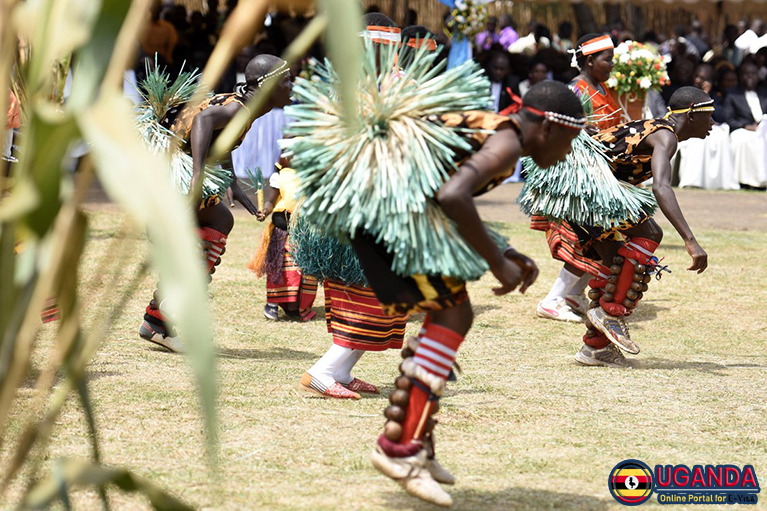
499;90;586;130
664;99;716;118
360;25;401;45
256;60;290;87
533;108;588;129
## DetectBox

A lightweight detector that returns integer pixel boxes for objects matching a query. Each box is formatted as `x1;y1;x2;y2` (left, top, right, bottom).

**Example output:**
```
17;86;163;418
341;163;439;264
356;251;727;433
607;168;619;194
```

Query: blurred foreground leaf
79;91;218;464
24;459;194;510
319;0;362;127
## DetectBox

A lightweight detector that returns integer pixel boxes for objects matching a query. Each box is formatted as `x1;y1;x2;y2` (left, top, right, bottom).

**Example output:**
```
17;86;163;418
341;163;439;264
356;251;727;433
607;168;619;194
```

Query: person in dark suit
485;50;520;113
724;61;767;189
723;62;767;132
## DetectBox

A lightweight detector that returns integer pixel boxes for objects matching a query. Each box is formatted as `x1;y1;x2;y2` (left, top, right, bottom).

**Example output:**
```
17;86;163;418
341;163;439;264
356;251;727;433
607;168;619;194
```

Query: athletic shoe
426;458;455;485
139;320;185;354
371;445;453;507
587;308;640;354
299;373;361;399
263;304;279;320
574;343;631;368
343;378;379;394
565;293;589;316
536;298;584;323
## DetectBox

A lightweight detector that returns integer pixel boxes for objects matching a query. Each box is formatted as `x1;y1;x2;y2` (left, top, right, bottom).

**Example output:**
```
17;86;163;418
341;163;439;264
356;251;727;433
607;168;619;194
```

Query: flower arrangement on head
446;0;488;39
607;41;669;97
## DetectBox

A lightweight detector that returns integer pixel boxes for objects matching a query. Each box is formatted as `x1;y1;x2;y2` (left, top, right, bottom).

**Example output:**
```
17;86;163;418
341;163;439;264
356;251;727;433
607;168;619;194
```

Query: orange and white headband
569;35;614;69
403;37;437;51
579;35;614;56
360;25;401;45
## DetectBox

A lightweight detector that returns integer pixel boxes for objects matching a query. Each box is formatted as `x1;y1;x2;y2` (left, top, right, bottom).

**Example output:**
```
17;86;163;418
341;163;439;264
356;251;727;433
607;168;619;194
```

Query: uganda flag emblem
609;459;653;506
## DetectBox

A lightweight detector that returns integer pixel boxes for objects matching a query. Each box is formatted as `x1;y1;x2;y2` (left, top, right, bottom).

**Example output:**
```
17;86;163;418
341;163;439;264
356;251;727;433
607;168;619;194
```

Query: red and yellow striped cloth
323;280;406;351
531;216;605;276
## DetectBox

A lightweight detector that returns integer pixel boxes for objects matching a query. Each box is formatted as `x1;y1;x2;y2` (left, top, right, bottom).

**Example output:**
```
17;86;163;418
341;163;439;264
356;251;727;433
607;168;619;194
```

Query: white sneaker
565;293;589;316
587;308;640;354
426;457;455;485
371;445;453;507
536;298;584;323
139;320;185;354
574;343;631;368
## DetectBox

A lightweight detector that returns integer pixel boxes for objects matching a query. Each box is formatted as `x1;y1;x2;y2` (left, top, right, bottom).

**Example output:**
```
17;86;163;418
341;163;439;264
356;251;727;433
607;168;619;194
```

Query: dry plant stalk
0;0;363;508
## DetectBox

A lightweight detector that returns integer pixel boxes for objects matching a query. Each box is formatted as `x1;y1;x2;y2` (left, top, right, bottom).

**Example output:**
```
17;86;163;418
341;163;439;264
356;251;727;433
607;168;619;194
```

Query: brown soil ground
475;183;767;233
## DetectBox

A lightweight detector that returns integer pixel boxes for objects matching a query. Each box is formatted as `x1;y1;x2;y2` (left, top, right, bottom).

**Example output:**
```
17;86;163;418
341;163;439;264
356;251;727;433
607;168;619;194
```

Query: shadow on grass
628;302;668;322
217;347;317;360
383;487;610;510
633;357;767;375
20;368;121;389
473;304;502;317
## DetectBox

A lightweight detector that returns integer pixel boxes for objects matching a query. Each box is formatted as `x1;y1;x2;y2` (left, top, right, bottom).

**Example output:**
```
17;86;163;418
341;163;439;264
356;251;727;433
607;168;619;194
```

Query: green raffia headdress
518;131;657;227
281;39;505;281
517;83;656;227
136;58;234;200
289;211;369;287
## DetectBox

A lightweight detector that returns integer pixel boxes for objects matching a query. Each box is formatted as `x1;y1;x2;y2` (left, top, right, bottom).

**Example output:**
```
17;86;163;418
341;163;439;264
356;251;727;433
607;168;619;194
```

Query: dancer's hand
232;184;259;216
685;240;708;273
226;187;235;208
503;248;539;293
490;258;524;296
257;202;274;222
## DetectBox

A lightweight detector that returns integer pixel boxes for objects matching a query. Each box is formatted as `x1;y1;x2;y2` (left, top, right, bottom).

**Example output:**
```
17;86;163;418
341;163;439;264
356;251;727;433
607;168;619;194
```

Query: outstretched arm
646;130;708;273
437;128;538;293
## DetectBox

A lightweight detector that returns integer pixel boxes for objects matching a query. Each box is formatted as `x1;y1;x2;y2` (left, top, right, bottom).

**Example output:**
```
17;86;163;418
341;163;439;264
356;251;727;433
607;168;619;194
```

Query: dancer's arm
645;130;708;273
438;128;538;294
230;176;259;216
258;179;280;221
189;102;241;209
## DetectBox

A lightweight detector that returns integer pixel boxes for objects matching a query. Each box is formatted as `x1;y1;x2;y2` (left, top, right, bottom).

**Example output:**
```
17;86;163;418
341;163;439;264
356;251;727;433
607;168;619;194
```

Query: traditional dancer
283;30;586;503
532;33;622;323
296;248;407;399
574;87;712;366
250;160;318;322
137;54;292;352
293;13;410;400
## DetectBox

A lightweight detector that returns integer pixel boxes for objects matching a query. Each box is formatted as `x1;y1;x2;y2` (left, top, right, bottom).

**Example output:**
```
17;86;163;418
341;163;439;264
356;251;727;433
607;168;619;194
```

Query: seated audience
723;61;767;188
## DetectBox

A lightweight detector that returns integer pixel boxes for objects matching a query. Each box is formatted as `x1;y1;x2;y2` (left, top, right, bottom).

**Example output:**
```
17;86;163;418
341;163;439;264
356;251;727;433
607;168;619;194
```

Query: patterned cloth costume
572;119;674;252
570;118;676;350
529;77;622;276
290;216;408;397
322;280;406;351
524;35;625;324
249;167;318;321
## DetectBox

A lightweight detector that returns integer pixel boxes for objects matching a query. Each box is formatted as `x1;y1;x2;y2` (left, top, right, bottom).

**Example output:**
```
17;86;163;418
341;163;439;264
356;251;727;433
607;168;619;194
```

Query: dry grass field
3;184;766;510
